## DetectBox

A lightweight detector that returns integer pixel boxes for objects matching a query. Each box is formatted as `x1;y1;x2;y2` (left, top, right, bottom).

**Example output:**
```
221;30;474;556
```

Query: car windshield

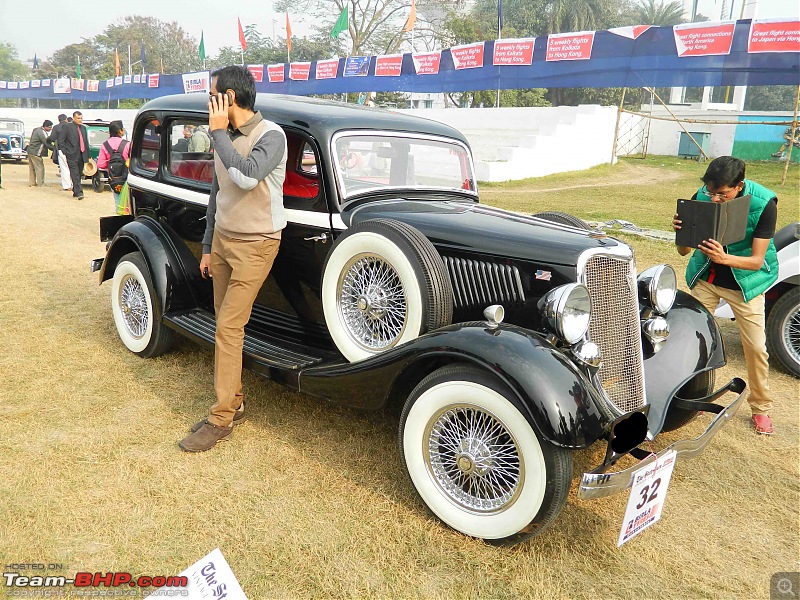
333;133;476;199
88;129;110;147
0;121;23;133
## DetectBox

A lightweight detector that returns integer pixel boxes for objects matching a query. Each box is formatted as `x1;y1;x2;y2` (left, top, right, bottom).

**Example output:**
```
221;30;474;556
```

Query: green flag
199;31;206;61
330;5;348;39
76;56;81;78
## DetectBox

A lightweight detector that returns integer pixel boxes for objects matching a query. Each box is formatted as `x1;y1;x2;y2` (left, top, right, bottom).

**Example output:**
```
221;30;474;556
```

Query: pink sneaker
752;414;774;435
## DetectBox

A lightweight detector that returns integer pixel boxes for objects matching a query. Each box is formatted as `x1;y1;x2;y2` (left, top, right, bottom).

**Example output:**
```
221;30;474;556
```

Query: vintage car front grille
442;256;525;310
582;254;645;414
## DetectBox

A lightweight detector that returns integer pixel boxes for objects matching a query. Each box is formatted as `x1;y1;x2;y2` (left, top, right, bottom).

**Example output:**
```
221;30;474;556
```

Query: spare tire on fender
321;218;453;362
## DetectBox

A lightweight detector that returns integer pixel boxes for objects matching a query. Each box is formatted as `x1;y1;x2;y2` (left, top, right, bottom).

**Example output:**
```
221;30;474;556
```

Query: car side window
138;119;161;173
283;131;323;212
168;120;214;185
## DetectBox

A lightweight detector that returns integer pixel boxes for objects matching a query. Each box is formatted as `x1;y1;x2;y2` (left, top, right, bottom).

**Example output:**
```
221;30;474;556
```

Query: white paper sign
618;450;677;546
182;71;210;94
153;548;247;599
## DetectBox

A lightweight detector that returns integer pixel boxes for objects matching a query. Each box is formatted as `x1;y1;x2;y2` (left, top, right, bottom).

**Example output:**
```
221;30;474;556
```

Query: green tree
0;43;29;107
276;0;449;56
744;86;800;112
629;0;686;25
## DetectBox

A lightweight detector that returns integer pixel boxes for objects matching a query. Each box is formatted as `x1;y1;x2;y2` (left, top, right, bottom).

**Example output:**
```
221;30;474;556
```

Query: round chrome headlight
638;265;677;314
538;283;592;345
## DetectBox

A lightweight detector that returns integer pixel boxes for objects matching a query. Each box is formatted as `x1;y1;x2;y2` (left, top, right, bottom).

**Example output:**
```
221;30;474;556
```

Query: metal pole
611;87;627;164
646;86;709;160
781;84;800;185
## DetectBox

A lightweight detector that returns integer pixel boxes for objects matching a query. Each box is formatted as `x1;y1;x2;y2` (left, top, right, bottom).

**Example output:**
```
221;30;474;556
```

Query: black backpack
103;139;129;193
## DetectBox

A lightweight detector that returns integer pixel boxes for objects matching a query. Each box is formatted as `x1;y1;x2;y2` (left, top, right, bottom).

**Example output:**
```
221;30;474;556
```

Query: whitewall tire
399;365;572;544
111;252;174;358
322;219;452;362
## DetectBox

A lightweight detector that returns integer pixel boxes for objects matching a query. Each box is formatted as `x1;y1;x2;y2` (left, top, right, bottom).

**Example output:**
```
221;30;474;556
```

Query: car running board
164;309;324;370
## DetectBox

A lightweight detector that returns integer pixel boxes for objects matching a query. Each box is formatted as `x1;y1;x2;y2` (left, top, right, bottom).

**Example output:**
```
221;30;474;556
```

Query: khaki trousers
208;231;280;427
692;279;773;415
29;155;45;186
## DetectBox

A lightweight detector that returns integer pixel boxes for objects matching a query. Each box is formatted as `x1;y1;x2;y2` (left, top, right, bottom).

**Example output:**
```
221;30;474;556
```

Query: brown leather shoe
190;402;246;433
179;422;232;452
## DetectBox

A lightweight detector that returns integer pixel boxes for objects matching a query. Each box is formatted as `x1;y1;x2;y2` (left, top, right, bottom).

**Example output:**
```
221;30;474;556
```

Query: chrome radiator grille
442;256;525;310
582;254;645;413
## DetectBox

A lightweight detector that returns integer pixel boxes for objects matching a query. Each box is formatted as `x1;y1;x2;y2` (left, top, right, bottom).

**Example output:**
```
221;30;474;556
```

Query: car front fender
644;290;726;435
299;322;612;449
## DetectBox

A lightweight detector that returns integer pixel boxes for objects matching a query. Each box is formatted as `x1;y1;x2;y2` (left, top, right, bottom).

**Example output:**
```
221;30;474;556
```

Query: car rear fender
99;216;206;313
298;323;611;449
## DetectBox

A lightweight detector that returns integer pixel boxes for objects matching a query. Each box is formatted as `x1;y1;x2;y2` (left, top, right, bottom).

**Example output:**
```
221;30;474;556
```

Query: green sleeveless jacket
685;179;779;303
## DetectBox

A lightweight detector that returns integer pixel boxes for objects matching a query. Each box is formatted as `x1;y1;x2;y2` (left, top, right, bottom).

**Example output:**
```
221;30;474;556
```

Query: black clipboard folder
675;194;751;248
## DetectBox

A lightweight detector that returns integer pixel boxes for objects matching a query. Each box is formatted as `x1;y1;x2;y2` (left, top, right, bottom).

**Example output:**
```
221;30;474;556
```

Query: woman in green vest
673;156;779;435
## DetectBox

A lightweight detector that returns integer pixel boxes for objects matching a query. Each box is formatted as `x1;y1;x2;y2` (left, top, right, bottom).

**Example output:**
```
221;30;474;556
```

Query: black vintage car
92;94;745;544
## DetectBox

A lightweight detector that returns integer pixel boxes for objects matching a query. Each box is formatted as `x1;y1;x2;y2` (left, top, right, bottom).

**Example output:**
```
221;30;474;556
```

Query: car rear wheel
767;287;800;378
321;219;453;362
92;172;104;193
533;211;590;230
399;365;572;544
111;252;174;358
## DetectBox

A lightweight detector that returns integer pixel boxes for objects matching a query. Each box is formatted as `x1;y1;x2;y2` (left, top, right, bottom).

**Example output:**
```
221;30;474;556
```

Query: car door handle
304;232;329;243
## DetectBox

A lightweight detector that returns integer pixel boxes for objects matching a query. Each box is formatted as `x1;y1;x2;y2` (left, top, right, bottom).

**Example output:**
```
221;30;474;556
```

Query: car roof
0;118;22;122
140;93;469;146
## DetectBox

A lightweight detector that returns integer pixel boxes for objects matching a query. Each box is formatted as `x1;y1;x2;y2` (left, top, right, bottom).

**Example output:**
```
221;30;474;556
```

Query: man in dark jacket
48;114;71;191
28;120;54;186
57;111;90;199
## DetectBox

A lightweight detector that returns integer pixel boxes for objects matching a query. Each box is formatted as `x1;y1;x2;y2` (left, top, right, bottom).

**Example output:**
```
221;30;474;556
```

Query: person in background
28;119;54;187
179;65;287;452
188;125;211;152
49;114;72;191
172;125;193;152
58;111;90;200
96;120;130;212
672;156;779;435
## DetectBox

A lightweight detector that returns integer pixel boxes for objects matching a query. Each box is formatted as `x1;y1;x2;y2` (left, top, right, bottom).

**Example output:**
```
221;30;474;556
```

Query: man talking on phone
179;65;287;452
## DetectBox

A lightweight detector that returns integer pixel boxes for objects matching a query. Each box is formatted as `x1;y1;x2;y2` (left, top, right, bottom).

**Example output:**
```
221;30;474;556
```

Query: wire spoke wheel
426;404;523;513
118;274;150;339
338;253;408;351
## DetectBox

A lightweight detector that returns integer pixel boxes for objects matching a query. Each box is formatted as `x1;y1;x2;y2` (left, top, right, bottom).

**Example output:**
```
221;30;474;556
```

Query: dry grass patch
0;160;797;599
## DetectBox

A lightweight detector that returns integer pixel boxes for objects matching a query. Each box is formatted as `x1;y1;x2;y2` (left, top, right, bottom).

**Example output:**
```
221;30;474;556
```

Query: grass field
0;157;797;599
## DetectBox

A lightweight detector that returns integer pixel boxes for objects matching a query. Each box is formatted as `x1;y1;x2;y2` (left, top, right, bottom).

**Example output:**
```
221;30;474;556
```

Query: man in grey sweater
179;65;287;452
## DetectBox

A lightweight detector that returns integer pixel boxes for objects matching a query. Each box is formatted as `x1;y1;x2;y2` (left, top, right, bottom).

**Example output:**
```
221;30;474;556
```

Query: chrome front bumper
578;377;746;501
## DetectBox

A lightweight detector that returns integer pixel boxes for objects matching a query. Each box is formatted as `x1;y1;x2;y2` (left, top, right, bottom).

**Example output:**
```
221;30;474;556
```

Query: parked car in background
92;94;746;544
83;119;112;193
0;118;26;162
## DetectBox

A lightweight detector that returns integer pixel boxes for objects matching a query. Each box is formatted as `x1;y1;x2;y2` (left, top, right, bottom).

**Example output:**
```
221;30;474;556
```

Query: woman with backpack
96;120;130;213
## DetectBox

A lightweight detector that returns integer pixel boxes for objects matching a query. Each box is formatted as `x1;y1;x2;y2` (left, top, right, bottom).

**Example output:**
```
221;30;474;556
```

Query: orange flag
286;12;293;53
404;0;416;32
238;17;247;51
115;49;121;76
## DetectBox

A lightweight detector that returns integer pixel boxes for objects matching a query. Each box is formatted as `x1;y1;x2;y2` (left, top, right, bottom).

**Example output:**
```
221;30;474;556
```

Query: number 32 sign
618;450;677;546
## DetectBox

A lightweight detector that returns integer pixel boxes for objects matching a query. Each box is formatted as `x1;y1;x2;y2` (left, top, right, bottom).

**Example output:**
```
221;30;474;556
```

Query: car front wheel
111;252;174;357
767;287;800;378
399;365;572;544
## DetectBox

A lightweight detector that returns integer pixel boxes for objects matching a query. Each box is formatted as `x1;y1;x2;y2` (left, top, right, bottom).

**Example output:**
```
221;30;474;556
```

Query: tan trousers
28;155;45;186
208;231;280;427
692;279;773;415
